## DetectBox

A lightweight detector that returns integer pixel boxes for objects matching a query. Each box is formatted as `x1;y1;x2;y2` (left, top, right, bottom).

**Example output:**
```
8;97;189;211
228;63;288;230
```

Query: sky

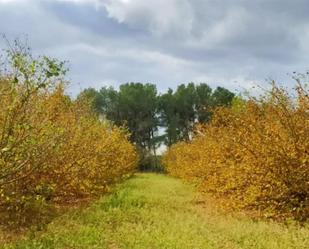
0;0;308;95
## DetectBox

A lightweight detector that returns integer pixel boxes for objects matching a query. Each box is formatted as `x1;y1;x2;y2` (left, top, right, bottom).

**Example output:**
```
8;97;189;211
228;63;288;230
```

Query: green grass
1;173;309;249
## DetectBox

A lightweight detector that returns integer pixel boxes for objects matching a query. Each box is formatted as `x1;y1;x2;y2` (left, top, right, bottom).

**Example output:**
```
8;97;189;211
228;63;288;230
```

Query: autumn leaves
0;43;138;226
163;82;309;221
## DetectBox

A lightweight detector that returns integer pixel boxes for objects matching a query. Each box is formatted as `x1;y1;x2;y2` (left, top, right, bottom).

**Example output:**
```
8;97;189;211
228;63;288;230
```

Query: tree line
77;83;235;169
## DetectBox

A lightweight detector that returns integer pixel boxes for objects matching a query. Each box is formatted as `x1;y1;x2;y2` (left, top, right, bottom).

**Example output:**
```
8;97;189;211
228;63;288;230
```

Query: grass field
1;173;308;249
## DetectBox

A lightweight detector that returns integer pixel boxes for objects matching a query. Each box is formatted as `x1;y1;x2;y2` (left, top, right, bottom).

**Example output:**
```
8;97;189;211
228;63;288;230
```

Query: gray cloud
0;0;308;95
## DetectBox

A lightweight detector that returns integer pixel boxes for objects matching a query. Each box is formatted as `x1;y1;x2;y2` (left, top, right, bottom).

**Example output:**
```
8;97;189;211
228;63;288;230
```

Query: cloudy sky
0;0;308;95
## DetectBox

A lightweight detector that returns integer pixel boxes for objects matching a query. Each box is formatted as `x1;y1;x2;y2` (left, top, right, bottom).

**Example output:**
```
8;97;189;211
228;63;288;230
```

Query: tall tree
159;89;180;146
76;88;103;114
174;83;197;141
159;83;235;145
99;86;120;122
117;83;158;151
196;83;213;122
211;86;235;107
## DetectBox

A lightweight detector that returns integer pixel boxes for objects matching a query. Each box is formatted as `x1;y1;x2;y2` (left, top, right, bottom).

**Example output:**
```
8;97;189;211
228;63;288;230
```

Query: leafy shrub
0;42;138;226
163;80;309;221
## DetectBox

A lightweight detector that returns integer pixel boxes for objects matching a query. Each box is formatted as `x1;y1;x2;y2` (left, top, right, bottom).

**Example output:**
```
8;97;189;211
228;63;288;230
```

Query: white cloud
103;0;193;36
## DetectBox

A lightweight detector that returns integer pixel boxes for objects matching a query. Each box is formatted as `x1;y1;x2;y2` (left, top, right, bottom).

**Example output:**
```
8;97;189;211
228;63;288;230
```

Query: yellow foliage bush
0;49;138;226
163;81;309;221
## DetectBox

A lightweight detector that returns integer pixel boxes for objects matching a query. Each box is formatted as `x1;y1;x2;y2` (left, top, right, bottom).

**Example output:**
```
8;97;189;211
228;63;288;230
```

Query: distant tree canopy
77;83;235;150
159;83;235;146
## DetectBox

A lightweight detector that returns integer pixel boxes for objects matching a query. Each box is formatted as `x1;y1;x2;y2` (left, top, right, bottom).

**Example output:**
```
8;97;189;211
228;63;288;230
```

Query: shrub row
163;81;309;221
0;48;138;226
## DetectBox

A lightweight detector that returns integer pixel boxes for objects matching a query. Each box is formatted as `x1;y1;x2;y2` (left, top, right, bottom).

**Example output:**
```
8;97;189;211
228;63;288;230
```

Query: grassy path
3;173;309;249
